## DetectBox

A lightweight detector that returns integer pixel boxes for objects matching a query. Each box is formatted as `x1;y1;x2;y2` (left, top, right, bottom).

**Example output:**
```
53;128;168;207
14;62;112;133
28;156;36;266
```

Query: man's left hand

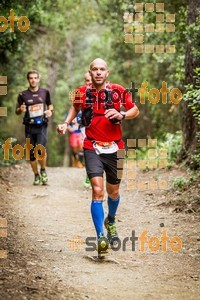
105;109;123;121
44;110;53;117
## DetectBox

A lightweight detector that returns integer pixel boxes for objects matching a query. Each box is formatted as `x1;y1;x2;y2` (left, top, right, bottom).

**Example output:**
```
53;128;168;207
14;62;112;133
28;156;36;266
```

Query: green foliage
158;131;182;163
188;170;198;183
172;176;188;191
190;152;200;169
0;0;198;168
130;131;182;168
171;170;199;192
184;68;200;126
0;1;42;64
0;137;19;166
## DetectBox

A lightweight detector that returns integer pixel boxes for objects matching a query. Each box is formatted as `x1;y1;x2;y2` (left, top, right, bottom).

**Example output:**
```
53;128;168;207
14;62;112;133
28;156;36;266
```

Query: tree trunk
63;37;73;167
46;60;58;131
177;0;200;166
45;60;58;166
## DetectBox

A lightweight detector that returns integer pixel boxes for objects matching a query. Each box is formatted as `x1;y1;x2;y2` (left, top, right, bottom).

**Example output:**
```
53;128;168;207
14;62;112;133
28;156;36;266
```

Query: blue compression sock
108;195;120;222
91;200;104;239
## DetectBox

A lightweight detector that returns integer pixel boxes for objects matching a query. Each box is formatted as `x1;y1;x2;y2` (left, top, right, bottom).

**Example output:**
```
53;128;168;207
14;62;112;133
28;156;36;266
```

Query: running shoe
97;234;109;256
40;169;48;185
83;176;91;188
104;216;119;245
76;161;84;168
33;174;41;186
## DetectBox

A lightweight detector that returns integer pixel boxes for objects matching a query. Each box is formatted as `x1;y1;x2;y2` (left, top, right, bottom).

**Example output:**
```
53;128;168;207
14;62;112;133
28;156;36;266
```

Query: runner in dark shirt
16;70;53;185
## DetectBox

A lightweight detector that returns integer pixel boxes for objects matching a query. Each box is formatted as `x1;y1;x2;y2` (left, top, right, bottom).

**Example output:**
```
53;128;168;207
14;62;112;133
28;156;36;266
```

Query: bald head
89;58;108;70
89;58;109;89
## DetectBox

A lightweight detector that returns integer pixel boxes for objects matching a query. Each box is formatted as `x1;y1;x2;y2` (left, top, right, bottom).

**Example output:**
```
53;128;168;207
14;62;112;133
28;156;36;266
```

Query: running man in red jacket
57;58;139;255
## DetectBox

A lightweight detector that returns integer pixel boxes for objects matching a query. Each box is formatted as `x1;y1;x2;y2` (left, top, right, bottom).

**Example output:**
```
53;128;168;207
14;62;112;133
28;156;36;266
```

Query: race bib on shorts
93;141;119;155
28;103;44;118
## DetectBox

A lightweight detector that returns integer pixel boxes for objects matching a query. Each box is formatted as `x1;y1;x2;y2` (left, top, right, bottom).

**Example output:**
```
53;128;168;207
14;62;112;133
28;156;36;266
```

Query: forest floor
0;164;199;300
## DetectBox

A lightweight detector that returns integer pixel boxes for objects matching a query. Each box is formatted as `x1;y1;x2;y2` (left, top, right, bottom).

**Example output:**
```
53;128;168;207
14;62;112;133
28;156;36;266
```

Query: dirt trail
0;165;199;299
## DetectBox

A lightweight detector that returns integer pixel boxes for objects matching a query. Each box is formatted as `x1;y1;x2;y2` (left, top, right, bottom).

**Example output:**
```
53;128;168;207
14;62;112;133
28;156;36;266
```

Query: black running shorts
25;126;47;161
84;149;122;185
25;126;47;147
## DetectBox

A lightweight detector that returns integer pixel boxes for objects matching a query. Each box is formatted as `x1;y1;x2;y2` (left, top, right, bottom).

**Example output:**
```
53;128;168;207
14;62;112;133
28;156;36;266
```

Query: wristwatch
120;111;126;120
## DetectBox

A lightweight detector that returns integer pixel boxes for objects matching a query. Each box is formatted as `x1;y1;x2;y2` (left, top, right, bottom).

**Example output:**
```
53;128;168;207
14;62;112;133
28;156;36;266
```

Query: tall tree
177;0;200;168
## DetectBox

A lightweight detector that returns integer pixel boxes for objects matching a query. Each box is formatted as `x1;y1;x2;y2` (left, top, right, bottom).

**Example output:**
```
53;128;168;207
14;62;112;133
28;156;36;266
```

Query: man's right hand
20;102;26;113
57;123;68;135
